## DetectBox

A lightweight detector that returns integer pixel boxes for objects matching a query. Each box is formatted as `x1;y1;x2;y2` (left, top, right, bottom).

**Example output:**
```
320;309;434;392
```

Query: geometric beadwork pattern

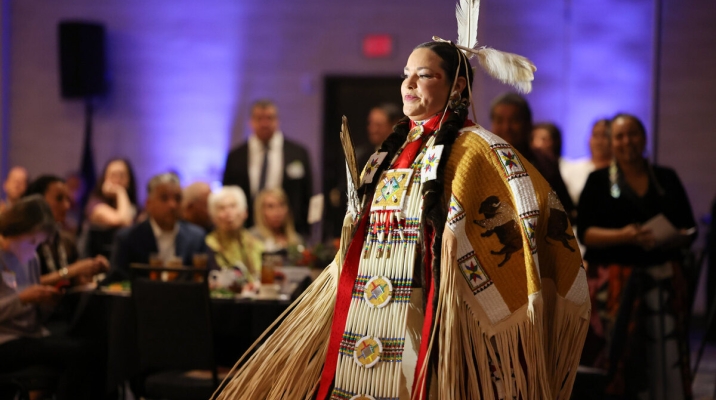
421;145;443;183
371;169;414;211
520;212;539;253
458;251;492;294
447;194;466;229
491;143;527;181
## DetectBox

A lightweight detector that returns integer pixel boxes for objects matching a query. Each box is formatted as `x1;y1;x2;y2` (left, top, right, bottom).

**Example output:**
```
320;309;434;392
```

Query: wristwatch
58;267;69;278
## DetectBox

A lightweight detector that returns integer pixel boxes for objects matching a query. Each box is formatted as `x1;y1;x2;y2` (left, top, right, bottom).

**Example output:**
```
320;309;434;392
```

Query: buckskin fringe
547;294;590;398
417;227;589;400
420;227;552;400
213;262;339;400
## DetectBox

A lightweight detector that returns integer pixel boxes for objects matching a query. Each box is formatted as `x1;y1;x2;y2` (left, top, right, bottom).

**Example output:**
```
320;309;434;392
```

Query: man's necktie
258;143;269;192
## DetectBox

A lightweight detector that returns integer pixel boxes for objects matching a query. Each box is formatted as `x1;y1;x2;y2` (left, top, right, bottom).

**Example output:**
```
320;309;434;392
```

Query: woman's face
401;48;451;121
262;193;288;231
589;120;611;160
213;195;246;233
611;117;645;164
105;160;130;189
44;181;71;223
530;128;555;157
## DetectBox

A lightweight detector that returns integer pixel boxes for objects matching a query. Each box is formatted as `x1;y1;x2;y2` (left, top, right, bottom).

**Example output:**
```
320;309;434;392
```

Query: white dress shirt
559;157;596;206
248;131;284;198
149;218;180;263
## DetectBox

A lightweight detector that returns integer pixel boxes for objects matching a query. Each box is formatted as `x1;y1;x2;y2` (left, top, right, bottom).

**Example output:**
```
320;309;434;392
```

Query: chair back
130;264;216;378
86;226;119;259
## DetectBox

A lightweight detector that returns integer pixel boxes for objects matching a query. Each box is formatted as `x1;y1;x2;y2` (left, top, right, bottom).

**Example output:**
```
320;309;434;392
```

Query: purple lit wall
4;0;715;227
9;2;248;202
477;0;655;160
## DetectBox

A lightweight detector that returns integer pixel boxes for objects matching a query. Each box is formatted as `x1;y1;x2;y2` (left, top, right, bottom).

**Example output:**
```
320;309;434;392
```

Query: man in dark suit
222;100;313;235
106;173;207;282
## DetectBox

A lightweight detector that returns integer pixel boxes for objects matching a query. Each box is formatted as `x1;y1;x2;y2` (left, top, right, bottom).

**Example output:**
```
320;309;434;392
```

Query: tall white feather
476;47;537;93
455;0;480;57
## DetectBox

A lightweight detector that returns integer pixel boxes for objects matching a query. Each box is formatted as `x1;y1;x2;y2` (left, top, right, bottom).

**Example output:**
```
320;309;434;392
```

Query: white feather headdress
434;0;536;94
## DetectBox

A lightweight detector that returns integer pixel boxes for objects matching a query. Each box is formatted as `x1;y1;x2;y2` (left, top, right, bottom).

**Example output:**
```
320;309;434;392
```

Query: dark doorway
321;76;403;240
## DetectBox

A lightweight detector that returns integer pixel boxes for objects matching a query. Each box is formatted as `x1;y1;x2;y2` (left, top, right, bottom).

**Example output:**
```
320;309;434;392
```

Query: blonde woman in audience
206;186;263;283
250;188;302;253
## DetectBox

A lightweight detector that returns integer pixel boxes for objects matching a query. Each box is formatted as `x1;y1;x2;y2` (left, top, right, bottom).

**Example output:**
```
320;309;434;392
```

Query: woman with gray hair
206;186;263;285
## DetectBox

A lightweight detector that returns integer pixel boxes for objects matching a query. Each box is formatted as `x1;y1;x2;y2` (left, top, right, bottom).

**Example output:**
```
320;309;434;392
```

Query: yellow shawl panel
431;126;589;399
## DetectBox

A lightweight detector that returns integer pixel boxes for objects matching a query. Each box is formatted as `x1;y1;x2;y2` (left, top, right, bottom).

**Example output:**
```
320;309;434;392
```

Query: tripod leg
658;283;667;399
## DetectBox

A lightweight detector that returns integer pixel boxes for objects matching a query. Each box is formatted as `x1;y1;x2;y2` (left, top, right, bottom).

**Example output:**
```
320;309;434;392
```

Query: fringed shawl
214;126;590;400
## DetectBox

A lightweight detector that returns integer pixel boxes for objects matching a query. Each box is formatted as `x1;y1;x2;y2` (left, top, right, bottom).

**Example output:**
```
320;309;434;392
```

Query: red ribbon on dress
392;113;445;169
315;210;369;399
412;224;435;398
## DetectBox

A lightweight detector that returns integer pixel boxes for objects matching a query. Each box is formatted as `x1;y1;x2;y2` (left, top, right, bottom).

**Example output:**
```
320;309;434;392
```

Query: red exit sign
363;34;393;58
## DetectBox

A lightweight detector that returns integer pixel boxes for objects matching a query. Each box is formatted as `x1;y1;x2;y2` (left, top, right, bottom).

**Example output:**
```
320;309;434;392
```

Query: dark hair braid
418;104;469;387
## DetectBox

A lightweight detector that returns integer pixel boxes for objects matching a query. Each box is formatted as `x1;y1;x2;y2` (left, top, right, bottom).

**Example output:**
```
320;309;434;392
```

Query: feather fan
339;116;361;220
476;47;536;93
456;0;481;57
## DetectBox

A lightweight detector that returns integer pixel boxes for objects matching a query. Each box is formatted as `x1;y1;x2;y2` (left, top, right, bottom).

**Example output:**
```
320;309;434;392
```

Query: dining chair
0;365;58;400
130;264;220;400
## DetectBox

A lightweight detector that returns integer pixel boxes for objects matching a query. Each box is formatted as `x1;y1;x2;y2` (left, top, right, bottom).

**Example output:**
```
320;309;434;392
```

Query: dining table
65;284;292;395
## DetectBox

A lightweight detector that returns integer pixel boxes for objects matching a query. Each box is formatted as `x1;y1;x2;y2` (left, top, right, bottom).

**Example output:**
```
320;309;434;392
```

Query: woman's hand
71;256;110;278
93;255;110;273
92;184;134;227
18;285;60;304
101;181;127;199
621;224;656;250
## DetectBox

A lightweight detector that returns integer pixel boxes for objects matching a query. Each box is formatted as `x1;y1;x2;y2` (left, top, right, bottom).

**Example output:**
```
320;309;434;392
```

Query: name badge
1;271;17;290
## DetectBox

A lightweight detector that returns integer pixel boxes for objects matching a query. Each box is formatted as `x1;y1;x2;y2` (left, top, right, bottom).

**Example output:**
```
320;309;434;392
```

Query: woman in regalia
216;3;590;400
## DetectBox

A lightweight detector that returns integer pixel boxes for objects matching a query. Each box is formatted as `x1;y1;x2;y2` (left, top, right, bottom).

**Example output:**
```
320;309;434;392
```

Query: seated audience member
0;166;28;214
24;175;108;280
181;181;213;233
206;186;263;284
0;196;100;399
106;173;206;282
490;93;575;219
560;118;611;206
81;158;138;259
250;188;303;253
